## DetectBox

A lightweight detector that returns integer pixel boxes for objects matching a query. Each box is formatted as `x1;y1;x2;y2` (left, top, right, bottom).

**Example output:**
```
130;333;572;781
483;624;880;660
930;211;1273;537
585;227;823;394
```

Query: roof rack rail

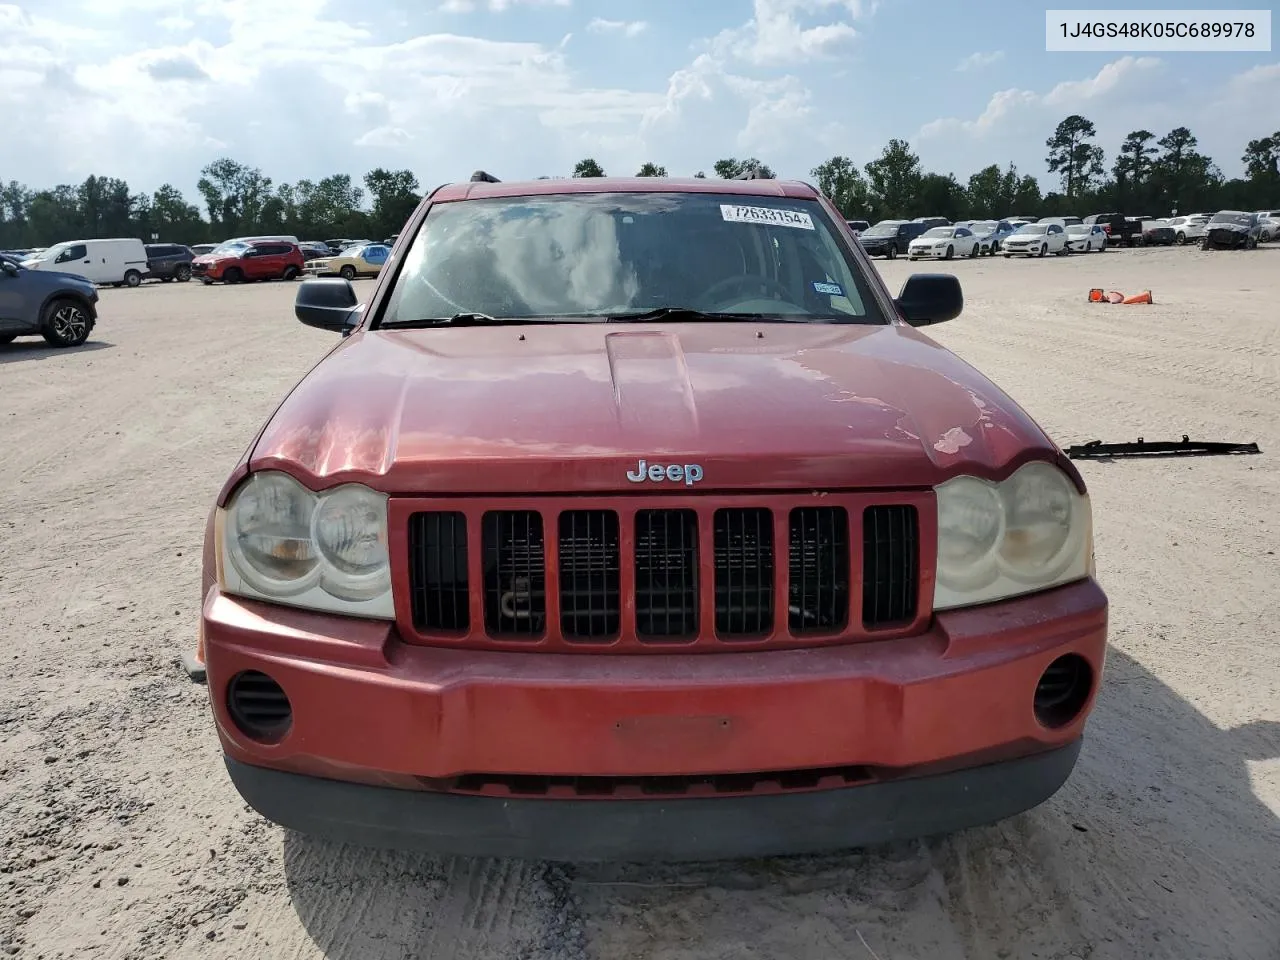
469;170;501;183
733;167;772;181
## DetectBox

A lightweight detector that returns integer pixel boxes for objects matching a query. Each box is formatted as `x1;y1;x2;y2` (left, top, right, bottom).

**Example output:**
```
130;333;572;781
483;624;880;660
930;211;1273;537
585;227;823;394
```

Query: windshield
922;227;952;239
212;242;249;255
1015;224;1048;235
970;221;997;232
863;221;903;237
1067;225;1089;233
380;192;882;325
1209;212;1251;226
27;243;64;261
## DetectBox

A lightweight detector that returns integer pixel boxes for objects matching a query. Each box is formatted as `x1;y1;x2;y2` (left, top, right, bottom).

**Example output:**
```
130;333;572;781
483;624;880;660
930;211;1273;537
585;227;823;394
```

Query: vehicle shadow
280;648;1279;960
0;340;114;364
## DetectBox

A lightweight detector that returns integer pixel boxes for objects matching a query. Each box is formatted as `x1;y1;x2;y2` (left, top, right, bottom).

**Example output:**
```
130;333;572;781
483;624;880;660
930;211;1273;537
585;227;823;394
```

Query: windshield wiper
381;312;539;328
603;307;810;323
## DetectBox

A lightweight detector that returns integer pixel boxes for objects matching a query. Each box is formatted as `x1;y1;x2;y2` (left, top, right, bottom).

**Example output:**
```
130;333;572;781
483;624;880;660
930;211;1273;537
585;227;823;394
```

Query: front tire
944;245;954;260
40;298;93;347
223;267;244;284
175;264;192;282
886;245;897;260
339;265;357;281
124;270;142;288
1037;244;1047;258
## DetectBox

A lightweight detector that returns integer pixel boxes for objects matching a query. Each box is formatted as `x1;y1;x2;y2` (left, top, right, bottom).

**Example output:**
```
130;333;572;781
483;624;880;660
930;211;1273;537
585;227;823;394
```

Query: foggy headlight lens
936;475;1003;589
226;471;319;594
313;485;390;600
934;462;1091;610
997;461;1075;579
222;471;393;615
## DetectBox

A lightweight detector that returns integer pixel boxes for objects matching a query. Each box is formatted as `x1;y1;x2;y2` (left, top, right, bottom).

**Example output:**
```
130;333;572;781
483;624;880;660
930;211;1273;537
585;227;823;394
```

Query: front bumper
225;739;1083;862
1206;230;1249;247
906;247;947;258
203;577;1107;858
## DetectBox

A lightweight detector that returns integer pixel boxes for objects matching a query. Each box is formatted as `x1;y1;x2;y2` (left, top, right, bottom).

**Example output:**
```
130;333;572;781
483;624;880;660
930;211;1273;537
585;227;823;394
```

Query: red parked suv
191;239;305;284
196;171;1108;862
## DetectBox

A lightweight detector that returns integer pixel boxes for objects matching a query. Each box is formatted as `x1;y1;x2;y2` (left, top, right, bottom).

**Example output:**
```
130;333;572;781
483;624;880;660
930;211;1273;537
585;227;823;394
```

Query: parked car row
852;208;1277;259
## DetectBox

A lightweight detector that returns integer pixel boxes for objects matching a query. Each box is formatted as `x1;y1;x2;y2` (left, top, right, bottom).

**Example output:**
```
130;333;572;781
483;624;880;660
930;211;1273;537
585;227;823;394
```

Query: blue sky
2;0;1277;202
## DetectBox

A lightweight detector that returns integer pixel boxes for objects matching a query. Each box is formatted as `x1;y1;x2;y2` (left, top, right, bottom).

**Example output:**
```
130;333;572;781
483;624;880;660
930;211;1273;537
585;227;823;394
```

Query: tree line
2;116;1278;249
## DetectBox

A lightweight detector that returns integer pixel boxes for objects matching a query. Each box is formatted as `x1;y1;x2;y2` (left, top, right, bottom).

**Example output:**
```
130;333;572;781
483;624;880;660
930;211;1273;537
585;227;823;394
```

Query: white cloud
916;56;1278;187
587;18;647;37
712;0;872;66
0;1;674;190
439;0;569;11
956;51;1003;71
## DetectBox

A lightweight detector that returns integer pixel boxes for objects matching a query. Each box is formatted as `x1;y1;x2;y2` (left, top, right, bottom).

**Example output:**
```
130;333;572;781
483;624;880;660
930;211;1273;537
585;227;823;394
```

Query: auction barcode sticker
721;205;815;230
1046;9;1271;51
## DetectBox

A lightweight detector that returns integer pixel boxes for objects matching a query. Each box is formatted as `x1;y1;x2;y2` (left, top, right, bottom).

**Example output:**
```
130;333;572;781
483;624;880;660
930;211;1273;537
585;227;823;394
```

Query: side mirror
894;273;963;327
0;260;18;277
295;277;360;333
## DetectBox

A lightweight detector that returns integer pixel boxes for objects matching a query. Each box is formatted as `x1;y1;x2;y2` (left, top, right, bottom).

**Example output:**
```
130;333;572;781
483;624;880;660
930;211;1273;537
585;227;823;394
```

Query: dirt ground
1;245;1278;960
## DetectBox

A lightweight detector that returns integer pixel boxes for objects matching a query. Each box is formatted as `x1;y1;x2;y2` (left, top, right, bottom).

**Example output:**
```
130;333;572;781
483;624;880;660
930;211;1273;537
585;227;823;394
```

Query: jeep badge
626;459;703;486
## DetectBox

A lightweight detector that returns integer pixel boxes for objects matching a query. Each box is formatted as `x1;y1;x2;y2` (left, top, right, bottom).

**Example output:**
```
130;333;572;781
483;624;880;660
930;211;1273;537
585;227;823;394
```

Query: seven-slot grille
406;499;921;650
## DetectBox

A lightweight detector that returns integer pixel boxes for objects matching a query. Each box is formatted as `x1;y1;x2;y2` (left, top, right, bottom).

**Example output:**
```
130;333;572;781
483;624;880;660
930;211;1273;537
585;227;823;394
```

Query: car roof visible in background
430;176;821;203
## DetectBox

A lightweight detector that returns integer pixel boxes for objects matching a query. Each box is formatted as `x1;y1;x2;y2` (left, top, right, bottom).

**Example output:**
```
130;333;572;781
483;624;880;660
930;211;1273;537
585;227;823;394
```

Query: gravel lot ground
1;246;1278;960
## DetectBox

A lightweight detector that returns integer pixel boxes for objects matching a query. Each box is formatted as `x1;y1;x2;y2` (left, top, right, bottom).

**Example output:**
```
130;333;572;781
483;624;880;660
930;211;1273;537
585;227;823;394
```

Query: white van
22;238;150;287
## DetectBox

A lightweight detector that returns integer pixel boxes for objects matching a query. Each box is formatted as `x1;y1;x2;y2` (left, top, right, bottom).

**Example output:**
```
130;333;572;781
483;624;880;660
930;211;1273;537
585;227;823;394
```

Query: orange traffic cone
1105;291;1124;303
1122;290;1153;304
1088;288;1104;302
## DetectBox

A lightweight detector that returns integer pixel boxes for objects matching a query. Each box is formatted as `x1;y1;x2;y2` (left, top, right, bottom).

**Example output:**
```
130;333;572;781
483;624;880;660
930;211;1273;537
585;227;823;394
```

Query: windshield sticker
812;280;844;297
720;204;815;230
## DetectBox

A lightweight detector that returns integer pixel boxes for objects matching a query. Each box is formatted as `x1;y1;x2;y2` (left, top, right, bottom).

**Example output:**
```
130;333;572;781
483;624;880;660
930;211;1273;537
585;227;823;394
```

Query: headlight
933;461;1091;611
220;471;393;618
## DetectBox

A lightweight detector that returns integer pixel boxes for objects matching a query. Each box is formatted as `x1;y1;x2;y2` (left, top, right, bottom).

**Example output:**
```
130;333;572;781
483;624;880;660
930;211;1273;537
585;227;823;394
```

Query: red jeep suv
191;239;305;284
196;171;1108;862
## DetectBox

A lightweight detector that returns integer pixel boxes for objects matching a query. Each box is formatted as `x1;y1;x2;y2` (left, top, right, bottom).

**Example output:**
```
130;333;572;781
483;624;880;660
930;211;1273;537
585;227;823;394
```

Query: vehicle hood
21;264;95;289
243;322;1067;497
1208;221;1250;233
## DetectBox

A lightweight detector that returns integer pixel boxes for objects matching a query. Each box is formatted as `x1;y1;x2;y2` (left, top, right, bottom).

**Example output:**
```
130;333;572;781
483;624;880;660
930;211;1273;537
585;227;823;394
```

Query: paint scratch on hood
934;426;973;454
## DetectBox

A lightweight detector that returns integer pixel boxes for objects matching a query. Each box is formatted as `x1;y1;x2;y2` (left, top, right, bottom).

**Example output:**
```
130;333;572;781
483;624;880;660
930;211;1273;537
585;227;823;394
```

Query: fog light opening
1034;654;1093;729
227;670;293;743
